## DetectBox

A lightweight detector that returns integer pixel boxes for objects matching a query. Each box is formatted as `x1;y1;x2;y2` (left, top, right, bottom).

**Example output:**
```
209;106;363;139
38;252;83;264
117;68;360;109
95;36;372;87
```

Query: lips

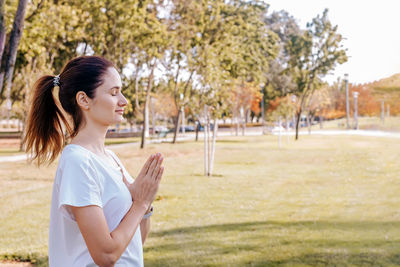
115;110;124;114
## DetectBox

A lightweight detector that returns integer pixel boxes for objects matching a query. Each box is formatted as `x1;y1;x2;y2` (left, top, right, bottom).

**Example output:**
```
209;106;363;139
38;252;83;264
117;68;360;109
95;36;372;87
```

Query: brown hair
23;56;114;165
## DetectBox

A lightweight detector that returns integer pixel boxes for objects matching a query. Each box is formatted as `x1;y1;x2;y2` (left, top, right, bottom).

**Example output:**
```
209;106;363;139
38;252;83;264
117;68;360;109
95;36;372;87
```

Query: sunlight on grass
311;116;400;131
1;134;400;266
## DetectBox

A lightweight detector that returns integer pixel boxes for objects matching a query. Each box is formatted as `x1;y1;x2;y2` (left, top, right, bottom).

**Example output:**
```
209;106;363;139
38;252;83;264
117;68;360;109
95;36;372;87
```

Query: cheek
93;97;116;115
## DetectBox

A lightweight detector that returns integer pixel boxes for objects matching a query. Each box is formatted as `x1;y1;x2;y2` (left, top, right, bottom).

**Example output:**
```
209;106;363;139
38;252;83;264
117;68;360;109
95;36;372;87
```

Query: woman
23;56;164;266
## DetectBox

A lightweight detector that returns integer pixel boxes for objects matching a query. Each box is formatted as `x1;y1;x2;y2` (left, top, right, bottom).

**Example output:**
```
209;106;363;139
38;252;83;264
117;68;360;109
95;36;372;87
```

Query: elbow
93;253;118;267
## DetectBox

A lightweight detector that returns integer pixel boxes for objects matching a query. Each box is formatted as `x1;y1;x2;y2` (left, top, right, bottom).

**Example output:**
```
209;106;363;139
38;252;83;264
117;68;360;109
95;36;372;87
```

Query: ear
76;91;91;110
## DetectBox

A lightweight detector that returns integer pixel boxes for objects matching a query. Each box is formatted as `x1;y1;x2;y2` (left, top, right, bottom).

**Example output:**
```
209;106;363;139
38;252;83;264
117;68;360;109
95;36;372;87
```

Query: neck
70;120;109;155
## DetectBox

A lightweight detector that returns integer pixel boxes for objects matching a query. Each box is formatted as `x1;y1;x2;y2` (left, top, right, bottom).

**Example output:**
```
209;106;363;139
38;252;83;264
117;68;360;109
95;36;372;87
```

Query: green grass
312;116;400;132
0;148;23;156
1;134;400;266
104;137;141;145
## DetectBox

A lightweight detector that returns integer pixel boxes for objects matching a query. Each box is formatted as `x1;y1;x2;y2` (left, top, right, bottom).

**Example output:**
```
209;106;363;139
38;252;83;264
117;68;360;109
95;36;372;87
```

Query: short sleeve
58;154;102;220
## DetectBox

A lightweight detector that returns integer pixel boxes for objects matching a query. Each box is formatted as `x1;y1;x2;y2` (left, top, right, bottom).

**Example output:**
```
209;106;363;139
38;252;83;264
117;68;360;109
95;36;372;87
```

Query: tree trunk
0;0;6;66
235;117;239;136
181;106;185;135
207;116;211;176
172;109;181;143
295;110;301;140
278;116;282;148
150;96;155;137
307;114;311;134
19;119;25;151
195;120;199;142
286;115;289;144
140;63;155;149
1;0;28;107
204;105;208;176
208;118;218;176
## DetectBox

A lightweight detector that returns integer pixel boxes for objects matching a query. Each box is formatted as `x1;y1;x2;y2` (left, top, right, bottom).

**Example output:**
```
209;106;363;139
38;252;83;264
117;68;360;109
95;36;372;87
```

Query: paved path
270;129;400;138
1;129;399;163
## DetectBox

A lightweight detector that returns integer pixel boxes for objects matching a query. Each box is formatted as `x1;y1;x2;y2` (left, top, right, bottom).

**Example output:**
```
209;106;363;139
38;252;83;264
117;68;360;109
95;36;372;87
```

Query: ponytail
23;56;114;165
23;76;71;166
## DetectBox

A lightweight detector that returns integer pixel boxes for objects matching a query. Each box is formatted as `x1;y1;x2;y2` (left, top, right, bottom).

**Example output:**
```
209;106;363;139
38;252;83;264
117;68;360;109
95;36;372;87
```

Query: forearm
108;202;148;260
140;217;151;244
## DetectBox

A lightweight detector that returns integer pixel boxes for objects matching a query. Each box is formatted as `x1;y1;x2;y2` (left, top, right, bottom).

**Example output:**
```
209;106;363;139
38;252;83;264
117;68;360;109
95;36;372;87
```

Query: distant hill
361;73;400;115
369;73;400;98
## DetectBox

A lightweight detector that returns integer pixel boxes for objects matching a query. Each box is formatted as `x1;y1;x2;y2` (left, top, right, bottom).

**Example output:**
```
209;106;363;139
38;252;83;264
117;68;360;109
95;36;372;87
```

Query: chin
114;116;124;123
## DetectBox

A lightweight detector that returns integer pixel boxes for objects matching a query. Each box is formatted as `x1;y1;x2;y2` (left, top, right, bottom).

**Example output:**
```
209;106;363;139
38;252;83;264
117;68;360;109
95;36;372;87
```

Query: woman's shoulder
59;144;93;164
105;148;118;158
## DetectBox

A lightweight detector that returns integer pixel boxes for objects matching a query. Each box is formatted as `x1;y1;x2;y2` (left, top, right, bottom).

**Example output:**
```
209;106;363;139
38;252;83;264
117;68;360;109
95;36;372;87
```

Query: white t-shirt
48;144;144;267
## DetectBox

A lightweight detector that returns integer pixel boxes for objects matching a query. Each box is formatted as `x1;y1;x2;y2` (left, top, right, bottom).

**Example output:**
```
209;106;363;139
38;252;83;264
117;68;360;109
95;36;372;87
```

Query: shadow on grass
0;253;48;267
145;220;400;266
3;221;399;266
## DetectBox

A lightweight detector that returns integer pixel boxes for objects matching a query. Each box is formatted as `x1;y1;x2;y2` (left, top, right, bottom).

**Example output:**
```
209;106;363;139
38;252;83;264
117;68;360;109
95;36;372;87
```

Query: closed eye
110;87;119;96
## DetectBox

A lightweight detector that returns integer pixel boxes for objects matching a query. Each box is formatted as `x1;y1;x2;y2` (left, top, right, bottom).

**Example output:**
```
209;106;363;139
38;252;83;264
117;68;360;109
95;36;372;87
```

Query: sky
266;0;400;84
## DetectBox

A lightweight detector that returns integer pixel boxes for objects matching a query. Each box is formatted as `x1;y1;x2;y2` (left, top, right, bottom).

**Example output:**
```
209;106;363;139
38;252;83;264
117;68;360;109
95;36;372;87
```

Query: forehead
100;67;122;89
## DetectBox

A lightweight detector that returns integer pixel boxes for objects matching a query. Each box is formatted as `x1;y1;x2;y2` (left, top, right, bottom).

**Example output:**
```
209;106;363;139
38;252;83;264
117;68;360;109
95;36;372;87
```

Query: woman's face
86;67;128;126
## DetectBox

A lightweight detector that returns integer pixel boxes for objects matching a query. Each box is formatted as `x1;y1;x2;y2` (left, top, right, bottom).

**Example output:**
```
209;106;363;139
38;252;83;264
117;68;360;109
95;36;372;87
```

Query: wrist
145;205;153;214
131;202;148;215
143;206;154;220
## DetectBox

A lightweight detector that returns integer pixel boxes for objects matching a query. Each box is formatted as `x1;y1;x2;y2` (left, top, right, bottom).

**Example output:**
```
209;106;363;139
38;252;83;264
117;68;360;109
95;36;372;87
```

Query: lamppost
260;87;265;135
353;91;359;130
344;73;350;129
180;93;185;135
291;95;297;129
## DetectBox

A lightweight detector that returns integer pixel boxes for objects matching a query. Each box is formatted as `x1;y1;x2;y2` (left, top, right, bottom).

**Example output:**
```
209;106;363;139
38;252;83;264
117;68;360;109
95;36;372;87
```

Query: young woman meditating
23;56;164;267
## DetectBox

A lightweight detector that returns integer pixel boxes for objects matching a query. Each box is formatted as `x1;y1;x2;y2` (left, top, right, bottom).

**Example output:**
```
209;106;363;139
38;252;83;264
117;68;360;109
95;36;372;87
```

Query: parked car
179;125;195;132
154;126;169;134
197;123;214;131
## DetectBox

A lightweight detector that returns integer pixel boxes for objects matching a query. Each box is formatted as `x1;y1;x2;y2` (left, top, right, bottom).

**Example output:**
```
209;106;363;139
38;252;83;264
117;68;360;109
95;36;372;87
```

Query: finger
139;154;155;177
146;153;160;176
156;166;164;182
152;156;164;179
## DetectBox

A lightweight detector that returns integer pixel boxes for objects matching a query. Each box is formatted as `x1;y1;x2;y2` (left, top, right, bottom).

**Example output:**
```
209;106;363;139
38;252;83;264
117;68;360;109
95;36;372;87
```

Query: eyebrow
108;86;121;91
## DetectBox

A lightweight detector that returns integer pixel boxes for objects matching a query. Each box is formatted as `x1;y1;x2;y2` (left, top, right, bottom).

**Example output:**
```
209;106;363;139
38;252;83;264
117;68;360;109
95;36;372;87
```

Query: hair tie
53;75;60;87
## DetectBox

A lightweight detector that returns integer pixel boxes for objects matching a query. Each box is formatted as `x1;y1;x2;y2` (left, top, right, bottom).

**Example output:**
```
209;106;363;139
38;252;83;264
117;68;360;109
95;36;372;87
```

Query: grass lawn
0;137;141;157
312;116;400;132
1;134;400;266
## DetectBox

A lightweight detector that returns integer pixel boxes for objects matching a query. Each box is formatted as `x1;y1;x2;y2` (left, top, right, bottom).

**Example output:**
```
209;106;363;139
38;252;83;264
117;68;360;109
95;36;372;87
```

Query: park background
0;0;400;266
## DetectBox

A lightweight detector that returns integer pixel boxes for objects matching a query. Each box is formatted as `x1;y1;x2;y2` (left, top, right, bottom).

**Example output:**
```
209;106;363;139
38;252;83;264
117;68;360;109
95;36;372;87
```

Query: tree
305;84;331;132
230;81;262;135
1;0;28;122
0;0;6;66
194;0;278;176
262;10;299;113
285;9;347;140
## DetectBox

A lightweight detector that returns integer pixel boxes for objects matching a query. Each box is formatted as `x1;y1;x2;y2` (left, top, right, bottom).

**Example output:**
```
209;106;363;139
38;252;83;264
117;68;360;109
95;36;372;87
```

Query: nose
118;93;128;107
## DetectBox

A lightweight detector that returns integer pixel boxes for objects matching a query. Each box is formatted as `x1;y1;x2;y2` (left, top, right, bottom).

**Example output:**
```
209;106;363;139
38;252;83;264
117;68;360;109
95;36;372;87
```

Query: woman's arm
71;202;147;267
71;153;163;267
140;217;151;244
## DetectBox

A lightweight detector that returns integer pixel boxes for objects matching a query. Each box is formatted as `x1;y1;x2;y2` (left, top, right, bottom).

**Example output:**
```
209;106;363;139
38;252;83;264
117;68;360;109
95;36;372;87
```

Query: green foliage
284;9;347;138
286;9;347;94
2;1;349;139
